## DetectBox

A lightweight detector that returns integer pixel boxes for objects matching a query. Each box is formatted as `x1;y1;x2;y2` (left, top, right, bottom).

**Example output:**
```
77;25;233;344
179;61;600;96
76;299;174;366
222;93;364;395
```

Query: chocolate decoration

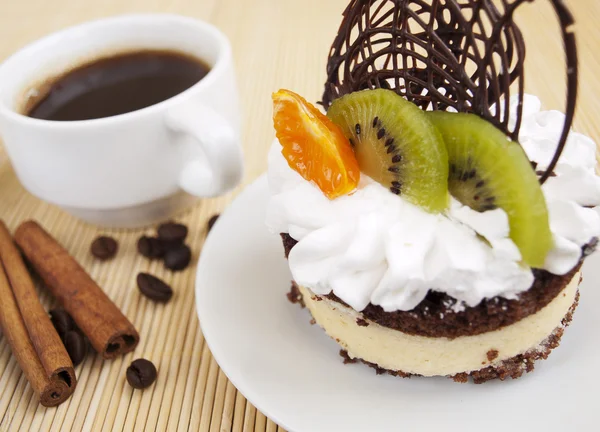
323;0;578;184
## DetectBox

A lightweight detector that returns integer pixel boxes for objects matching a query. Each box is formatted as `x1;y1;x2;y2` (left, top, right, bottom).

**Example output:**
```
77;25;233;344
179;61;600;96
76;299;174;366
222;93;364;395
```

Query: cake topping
327;88;449;212
267;95;600;312
267;0;592;312
326;86;553;266
272;89;360;199
427;110;552;267
322;0;578;184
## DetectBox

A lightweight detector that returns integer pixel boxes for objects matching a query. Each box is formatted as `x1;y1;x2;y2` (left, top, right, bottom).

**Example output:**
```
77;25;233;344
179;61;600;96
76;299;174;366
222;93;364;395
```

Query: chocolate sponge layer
281;233;582;339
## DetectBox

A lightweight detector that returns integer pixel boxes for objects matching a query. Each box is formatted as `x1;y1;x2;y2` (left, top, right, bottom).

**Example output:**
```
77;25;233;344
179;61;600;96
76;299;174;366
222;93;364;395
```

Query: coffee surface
27;50;210;121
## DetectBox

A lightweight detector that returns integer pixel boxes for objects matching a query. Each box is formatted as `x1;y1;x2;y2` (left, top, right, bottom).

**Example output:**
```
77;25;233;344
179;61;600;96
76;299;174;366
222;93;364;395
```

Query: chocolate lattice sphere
322;0;578;183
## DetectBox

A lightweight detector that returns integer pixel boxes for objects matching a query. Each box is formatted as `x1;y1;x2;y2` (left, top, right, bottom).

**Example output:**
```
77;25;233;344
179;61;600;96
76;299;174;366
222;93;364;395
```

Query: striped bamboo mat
0;158;286;432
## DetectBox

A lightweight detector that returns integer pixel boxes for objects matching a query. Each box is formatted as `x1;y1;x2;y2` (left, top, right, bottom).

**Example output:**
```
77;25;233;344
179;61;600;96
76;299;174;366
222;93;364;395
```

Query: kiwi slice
428;111;553;268
327;89;449;212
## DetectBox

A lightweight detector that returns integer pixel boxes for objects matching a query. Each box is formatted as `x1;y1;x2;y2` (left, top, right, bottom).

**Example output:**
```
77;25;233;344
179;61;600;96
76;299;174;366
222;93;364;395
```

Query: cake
266;0;600;383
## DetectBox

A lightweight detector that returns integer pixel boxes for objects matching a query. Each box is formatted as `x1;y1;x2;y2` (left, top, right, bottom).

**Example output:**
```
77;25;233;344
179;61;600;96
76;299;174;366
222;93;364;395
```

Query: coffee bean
164;244;192;271
157;222;188;245
137;236;165;259
91;236;118;260
49;308;75;338
64;330;87;366
136;273;173;302
207;214;220;232
126;359;157;389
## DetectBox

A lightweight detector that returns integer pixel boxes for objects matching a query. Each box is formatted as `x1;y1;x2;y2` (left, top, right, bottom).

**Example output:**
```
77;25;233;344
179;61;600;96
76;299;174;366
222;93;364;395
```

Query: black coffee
26;50;210;121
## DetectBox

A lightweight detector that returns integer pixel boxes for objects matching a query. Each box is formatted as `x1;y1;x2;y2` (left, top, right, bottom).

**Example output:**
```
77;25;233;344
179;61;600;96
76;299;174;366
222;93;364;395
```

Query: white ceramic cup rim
0;13;231;130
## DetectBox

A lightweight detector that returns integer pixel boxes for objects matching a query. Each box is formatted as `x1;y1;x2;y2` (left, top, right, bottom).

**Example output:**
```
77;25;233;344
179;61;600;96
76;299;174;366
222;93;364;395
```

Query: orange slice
272;89;360;199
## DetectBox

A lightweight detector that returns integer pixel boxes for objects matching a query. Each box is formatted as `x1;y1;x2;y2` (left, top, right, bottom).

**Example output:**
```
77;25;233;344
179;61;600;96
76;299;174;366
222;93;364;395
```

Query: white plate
196;175;598;432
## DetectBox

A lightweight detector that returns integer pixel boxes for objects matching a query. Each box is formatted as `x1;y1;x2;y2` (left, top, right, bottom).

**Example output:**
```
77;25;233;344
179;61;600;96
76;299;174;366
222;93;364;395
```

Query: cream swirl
266;95;600;312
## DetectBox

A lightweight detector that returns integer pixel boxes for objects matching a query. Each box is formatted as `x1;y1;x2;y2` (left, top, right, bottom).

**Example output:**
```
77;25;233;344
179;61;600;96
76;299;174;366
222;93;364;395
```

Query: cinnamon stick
14;221;139;359
0;221;76;391
0;224;75;407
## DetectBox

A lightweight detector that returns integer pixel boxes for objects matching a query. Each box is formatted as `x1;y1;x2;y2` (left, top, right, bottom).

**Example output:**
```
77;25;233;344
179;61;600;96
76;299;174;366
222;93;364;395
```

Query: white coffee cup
0;14;243;228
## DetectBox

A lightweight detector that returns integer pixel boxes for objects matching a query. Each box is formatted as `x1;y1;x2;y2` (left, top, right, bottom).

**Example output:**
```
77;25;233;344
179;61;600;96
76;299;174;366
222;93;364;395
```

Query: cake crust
282;233;583;338
338;290;579;384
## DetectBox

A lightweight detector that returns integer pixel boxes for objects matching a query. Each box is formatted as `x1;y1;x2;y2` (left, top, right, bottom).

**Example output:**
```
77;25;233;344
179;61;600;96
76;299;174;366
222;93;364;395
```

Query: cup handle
166;103;244;197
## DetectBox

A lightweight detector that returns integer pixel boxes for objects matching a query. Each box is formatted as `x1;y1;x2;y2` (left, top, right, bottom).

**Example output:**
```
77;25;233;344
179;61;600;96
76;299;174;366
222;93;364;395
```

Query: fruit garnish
427;111;553;267
326;89;449;213
272;89;360;199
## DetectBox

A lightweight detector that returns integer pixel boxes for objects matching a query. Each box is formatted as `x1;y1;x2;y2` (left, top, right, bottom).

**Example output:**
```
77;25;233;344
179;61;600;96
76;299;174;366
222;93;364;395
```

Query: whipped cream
266;95;600;312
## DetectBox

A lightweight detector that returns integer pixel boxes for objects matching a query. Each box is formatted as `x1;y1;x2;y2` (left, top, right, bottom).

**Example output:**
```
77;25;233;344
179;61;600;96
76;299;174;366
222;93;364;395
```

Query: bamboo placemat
0;0;599;431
